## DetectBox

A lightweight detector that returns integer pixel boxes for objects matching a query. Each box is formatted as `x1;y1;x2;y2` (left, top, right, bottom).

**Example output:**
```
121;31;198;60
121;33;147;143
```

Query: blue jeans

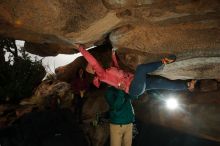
129;61;188;97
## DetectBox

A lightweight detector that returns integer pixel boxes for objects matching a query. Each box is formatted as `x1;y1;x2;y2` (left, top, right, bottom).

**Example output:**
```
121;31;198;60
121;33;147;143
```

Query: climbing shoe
161;54;177;64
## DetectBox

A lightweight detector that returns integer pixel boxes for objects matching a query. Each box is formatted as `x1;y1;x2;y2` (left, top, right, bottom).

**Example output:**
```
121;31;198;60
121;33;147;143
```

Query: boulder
199;80;218;92
1;0;220;143
0;0;219;56
152;57;220;80
134;90;220;142
21;80;73;110
82;89;109;146
55;56;87;83
0;109;89;146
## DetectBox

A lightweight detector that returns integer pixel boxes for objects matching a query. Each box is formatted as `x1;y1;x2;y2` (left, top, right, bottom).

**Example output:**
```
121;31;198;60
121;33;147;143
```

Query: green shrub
0;37;46;103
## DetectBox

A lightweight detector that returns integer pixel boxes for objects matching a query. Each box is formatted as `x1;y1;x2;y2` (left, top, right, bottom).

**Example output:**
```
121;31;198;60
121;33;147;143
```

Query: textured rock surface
152;57;220;80
134;90;220;142
21;80;73;109
82;89;109;146
199;79;218;92
0;109;89;146
55;56;87;82
1;0;220;143
0;0;219;56
0;0;120;55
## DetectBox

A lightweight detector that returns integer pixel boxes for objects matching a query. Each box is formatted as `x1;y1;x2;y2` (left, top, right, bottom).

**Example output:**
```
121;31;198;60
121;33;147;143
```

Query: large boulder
0;109;89;146
134;90;220;142
82;88;109;146
1;0;220;144
199;80;218;92
21;80;72;110
0;0;219;56
152;57;220;80
0;0;122;55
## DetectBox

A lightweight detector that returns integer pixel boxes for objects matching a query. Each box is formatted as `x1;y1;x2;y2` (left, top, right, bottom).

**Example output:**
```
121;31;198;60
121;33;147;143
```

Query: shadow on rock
0;109;89;146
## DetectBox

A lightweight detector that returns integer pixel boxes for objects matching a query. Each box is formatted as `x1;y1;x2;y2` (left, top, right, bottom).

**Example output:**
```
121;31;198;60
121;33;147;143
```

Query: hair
75;67;86;79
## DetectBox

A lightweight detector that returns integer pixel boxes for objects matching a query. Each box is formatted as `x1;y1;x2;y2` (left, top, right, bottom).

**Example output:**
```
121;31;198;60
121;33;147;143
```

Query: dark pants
129;61;188;97
74;94;85;123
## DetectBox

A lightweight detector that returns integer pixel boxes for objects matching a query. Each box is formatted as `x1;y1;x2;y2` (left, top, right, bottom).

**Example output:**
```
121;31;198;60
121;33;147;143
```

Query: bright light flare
166;98;179;110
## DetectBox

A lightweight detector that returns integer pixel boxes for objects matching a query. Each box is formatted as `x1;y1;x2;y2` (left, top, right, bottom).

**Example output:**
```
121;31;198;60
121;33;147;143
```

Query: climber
73;44;196;97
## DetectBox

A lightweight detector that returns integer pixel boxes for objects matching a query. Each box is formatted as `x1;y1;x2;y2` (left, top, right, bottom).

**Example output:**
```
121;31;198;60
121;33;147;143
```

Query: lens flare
166;98;179;110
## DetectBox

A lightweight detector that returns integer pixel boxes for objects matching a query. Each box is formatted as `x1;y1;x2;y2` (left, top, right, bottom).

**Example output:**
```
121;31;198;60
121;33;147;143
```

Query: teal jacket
105;86;135;124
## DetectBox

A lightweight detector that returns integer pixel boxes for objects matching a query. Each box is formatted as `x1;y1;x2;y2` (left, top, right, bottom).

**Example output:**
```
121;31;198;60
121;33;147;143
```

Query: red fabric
78;46;134;93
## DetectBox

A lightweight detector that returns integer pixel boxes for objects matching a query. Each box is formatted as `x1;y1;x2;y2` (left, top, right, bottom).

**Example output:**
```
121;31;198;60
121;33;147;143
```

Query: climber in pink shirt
75;44;196;97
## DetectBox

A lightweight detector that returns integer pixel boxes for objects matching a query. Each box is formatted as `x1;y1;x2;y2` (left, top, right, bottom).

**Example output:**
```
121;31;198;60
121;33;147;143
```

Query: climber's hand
73;44;85;49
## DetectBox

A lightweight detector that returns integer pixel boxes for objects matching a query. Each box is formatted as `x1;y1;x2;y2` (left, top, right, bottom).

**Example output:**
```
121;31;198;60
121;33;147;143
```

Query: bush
0;37;46;103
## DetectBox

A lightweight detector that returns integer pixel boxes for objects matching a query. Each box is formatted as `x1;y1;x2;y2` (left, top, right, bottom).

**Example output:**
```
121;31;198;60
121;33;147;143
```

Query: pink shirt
79;46;134;93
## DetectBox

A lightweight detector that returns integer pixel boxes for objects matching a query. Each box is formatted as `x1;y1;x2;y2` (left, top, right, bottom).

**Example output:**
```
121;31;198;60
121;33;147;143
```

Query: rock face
55;56;87;82
21;81;110;146
0;0;219;56
0;0;118;55
0;109;89;146
134;90;220;142
21;80;73;110
1;0;220;78
152;57;220;80
1;0;220;143
200;79;218;92
82;89;109;146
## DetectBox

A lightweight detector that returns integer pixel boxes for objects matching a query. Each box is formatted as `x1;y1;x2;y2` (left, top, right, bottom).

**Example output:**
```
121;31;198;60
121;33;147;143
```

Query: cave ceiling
0;0;220;79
